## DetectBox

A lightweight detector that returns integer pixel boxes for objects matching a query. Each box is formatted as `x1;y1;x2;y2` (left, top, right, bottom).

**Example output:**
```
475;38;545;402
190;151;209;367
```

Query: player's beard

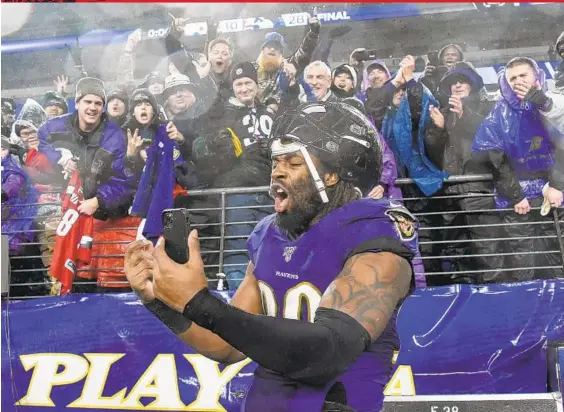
259;52;283;74
276;172;323;237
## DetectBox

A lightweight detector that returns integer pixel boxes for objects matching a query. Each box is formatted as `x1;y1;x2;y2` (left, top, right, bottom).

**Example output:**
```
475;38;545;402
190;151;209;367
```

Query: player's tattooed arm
319;252;412;341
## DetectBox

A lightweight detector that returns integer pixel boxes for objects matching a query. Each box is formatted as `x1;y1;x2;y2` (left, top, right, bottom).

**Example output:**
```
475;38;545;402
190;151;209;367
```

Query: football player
125;101;419;412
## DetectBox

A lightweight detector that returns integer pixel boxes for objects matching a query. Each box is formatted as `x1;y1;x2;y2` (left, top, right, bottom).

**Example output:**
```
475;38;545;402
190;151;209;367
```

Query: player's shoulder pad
339;198;419;261
246;213;277;264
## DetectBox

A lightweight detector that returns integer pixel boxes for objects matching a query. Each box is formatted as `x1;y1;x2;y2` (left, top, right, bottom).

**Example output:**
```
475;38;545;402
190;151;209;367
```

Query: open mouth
215;61;224;67
271;184;290;213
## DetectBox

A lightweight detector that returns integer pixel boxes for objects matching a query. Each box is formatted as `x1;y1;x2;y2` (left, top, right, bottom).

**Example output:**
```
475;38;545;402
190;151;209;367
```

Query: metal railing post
218;192;227;274
552;209;564;271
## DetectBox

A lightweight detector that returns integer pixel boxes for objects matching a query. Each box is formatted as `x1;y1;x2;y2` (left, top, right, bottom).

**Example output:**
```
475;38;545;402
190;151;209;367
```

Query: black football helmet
269;101;383;203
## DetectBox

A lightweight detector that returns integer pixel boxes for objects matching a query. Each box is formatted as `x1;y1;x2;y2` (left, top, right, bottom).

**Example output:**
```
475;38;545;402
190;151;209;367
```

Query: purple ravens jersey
242;198;419;412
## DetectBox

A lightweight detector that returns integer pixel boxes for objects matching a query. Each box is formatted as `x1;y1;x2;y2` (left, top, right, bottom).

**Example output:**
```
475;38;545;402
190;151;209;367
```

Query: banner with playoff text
2;280;564;412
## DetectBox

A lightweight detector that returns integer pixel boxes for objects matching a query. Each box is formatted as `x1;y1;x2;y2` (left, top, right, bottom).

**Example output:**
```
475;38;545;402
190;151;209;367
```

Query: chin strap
299;145;329;203
270;137;329;204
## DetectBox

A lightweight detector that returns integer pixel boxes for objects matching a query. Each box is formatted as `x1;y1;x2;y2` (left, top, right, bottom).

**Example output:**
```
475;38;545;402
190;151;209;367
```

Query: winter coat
193;98;273;188
424;62;495;196
37;112;135;220
473;58;564;208
381;80;448;196
357;60;394;130
1;154;39;254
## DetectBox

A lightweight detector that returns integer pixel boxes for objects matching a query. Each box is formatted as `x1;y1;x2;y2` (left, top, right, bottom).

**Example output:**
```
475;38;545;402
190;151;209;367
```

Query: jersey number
242;114;273;146
258;281;322;322
56;209;79;237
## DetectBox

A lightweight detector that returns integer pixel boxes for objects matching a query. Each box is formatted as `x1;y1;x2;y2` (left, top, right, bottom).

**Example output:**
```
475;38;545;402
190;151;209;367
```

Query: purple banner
2;280;564;411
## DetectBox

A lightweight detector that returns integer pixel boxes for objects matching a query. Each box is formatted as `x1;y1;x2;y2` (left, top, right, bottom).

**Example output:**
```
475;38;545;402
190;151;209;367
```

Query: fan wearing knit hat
74;77;107;131
331;64;358;99
230;61;259;107
43;91;68;119
106;88;129;127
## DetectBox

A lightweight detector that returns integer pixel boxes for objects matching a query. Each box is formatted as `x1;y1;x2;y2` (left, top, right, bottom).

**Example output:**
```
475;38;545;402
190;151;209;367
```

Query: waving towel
131;124;185;239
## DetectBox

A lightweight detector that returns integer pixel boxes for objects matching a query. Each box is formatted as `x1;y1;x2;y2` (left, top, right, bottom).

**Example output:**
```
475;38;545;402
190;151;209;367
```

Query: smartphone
162;208;191;264
427;50;440;67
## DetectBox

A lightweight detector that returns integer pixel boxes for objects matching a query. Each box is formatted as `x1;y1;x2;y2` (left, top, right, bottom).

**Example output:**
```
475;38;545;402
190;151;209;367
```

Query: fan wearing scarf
125;102;418;412
473;57;564;281
128;88;193;241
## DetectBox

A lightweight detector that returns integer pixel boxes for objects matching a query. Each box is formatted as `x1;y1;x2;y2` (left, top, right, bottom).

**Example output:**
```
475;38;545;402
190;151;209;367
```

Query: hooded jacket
1;154;39;254
425;62;495;196
359;60;397;130
38;113;136;220
331;64;359;99
556;31;564;89
10;99;62;186
357;59;391;101
381;80;448;196
11;99;47;145
473;57;564;208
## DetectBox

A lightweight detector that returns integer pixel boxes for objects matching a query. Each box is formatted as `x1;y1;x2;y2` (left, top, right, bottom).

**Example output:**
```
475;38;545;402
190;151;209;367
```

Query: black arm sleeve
183;289;371;386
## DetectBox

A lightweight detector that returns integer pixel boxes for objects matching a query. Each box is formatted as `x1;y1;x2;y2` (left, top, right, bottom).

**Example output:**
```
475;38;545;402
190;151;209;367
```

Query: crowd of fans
1;15;564;297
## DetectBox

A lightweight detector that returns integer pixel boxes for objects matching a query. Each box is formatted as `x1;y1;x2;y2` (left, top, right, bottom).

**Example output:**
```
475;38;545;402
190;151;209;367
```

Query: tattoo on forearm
322;253;412;340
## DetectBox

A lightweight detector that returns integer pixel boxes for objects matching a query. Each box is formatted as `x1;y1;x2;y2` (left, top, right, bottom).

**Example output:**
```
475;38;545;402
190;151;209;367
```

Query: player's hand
429;105;445;129
368;185;385;199
166;122;185;143
77;197;99;216
514;198;531;215
124;239;156;303
152;229;208;312
544;186;563;209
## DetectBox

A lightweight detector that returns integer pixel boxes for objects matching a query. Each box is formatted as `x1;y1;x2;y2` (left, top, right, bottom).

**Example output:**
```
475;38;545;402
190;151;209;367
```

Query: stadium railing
2;174;564;299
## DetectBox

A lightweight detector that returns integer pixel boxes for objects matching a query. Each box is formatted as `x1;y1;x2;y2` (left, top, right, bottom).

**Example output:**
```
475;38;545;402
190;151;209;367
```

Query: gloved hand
192;135;215;161
308;16;320;34
524;87;553;111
